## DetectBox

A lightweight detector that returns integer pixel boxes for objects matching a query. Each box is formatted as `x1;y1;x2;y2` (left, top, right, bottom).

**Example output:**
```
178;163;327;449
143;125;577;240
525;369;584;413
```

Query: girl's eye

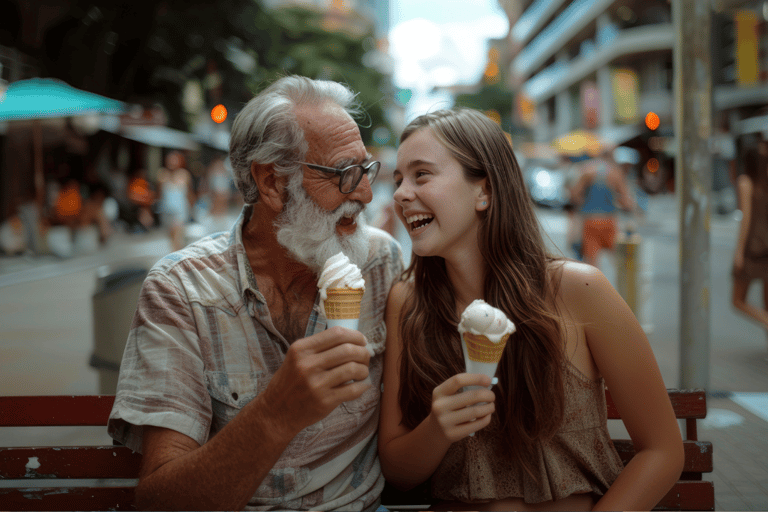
394;179;402;188
416;171;429;179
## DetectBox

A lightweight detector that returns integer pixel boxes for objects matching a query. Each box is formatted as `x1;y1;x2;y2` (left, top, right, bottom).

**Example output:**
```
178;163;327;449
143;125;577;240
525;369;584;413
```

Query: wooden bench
0;390;713;511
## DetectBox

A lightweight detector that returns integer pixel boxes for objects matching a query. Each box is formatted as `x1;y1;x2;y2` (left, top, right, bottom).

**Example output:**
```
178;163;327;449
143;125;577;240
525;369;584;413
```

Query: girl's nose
393;181;413;205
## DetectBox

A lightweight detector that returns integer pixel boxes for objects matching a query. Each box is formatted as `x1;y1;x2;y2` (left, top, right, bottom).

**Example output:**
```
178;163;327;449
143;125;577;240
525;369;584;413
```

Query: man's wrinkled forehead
295;101;365;162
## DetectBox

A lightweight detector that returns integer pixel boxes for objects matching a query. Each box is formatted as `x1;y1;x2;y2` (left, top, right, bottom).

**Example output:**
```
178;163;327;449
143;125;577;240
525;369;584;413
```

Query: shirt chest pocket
205;370;323;454
205;371;262;434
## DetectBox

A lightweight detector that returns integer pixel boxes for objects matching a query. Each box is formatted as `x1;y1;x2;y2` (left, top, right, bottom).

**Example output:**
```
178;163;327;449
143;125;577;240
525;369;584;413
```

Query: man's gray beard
275;172;370;274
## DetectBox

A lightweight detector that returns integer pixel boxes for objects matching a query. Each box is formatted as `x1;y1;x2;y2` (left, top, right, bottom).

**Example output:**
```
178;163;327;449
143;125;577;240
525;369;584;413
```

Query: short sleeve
108;271;212;452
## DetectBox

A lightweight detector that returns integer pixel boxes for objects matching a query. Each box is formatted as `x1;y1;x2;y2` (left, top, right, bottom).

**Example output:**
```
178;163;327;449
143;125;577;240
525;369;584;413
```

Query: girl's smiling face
393;127;488;259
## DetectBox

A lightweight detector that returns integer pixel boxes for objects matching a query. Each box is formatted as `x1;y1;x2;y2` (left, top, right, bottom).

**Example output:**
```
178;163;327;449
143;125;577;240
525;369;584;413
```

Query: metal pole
673;0;712;391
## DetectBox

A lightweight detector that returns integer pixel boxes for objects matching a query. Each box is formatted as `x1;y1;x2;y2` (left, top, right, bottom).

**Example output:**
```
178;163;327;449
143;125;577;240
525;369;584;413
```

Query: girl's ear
476;178;491;212
252;162;286;212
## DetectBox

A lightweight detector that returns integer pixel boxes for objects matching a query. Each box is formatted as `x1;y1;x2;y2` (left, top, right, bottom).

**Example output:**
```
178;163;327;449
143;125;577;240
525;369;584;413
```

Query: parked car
523;161;568;208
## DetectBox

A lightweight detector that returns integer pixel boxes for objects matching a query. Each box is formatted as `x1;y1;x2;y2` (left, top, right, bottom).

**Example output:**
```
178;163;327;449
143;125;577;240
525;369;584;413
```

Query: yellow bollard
615;232;642;317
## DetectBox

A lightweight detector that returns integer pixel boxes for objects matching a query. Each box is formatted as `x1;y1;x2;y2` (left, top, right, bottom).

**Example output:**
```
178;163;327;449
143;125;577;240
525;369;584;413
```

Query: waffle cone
324;287;364;319
463;332;509;363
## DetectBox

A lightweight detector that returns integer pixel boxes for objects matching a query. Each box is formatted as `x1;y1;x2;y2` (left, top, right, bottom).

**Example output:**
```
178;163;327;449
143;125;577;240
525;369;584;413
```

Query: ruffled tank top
431;360;624;505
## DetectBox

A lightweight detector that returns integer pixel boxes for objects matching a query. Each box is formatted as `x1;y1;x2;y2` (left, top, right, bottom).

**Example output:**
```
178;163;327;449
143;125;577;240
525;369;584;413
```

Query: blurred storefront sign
580;80;600;129
735;10;760;85
515;92;536;127
612;68;639;123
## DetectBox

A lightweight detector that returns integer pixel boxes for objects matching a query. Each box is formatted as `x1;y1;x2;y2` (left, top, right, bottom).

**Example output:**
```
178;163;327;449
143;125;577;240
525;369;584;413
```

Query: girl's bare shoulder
548;259;614;314
387;279;414;313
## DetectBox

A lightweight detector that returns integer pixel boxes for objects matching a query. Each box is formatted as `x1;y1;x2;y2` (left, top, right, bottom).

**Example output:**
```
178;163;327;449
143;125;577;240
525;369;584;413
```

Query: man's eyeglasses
298;160;380;194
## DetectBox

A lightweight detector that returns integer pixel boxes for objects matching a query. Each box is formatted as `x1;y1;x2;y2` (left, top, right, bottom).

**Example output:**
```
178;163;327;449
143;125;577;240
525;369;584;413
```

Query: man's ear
476;178;491;211
252;162;285;212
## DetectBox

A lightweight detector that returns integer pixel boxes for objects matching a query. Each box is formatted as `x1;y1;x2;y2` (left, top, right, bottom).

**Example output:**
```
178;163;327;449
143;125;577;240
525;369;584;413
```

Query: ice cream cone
324;287;364;319
463;332;509;364
324;287;364;330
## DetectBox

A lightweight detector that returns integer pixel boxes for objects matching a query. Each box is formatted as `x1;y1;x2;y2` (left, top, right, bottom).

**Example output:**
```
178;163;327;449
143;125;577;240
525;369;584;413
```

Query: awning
0;78;126;121
99;116;200;151
735;114;768;137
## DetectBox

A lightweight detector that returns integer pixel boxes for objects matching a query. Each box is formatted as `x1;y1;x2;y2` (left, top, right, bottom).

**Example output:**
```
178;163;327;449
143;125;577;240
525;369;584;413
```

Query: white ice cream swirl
457;299;516;343
317;252;365;302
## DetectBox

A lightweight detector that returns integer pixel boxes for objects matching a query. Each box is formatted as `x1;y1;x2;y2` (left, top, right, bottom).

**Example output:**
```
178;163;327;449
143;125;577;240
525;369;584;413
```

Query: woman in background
732;131;768;352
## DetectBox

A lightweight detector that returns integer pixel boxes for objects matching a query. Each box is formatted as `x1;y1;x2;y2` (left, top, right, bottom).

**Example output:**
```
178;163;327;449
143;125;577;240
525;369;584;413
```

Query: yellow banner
735;10;759;85
612;68;639;123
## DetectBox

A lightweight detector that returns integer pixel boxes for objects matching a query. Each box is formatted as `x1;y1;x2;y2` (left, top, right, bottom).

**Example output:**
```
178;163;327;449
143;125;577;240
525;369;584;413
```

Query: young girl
379;108;684;511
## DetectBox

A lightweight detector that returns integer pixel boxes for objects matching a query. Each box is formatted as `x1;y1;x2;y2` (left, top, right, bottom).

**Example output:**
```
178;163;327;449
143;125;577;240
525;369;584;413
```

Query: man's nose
348;174;373;204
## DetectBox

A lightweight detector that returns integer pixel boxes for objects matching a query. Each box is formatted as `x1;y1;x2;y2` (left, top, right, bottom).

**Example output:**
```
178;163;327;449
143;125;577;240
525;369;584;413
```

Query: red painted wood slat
612;440;713;473
0;396;116;427
0;446;141;479
0;486;135;511
606;389;707;420
655;481;715;511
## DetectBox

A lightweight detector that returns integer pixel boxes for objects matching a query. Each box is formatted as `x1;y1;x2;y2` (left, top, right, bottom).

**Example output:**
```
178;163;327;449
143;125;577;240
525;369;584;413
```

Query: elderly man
108;76;403;511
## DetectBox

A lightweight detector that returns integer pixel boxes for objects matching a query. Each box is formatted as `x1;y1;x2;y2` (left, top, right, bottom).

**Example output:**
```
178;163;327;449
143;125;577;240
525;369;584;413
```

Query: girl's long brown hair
397;108;565;478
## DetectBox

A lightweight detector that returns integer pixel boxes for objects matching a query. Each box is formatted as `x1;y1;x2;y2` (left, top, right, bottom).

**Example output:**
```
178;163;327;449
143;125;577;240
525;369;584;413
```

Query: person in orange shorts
571;149;635;267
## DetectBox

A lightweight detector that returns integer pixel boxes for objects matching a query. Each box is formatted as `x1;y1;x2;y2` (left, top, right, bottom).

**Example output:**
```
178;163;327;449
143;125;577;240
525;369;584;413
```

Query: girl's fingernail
491;377;498;386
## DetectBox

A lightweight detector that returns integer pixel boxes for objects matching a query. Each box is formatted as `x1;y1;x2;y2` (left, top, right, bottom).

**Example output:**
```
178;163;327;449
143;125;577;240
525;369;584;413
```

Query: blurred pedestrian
79;183;114;244
732;131;768;350
52;178;83;229
127;168;156;231
571;147;635;268
561;155;584;260
157;151;193;251
0;199;29;255
206;157;233;232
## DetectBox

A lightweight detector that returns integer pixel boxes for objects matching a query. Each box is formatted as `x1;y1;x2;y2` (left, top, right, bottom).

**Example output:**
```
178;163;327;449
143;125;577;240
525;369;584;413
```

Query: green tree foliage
453;81;515;133
249;7;391;147
11;0;391;144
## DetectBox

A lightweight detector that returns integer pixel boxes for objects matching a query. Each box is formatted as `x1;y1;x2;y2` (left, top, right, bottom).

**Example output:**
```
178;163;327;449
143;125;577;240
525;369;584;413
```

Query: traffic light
211;104;227;124
645;111;660;131
636;112;673;194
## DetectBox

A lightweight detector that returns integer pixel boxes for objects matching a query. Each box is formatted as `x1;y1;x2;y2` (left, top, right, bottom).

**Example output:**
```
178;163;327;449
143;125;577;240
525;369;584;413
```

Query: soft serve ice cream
458;299;516;386
318;252;365;329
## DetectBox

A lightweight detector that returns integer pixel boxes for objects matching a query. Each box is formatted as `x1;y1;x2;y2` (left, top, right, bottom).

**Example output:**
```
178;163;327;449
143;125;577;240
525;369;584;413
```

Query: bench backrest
0;390;713;511
0;396;139;511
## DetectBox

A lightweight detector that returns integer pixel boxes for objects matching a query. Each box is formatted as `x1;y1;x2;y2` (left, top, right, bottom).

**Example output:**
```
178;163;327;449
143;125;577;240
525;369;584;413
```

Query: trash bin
90;265;148;394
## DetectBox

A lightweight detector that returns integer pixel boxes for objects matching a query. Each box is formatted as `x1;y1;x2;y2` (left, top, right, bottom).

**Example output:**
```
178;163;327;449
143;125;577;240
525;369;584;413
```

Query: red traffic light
211;104;227;124
645;112;660;131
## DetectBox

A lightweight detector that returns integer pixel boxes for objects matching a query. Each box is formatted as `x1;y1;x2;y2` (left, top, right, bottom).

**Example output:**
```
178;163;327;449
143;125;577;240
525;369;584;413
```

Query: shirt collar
232;204;267;304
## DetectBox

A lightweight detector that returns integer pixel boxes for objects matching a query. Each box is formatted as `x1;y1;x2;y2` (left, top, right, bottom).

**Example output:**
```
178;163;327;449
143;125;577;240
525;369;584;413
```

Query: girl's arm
378;281;495;490
561;263;684;511
733;175;753;271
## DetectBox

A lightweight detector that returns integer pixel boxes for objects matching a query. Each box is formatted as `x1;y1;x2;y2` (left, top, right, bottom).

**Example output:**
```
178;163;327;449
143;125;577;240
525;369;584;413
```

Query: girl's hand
429;373;496;443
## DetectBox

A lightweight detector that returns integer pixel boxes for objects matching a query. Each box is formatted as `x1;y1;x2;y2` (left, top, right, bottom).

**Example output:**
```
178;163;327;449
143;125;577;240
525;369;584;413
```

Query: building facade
505;0;768;199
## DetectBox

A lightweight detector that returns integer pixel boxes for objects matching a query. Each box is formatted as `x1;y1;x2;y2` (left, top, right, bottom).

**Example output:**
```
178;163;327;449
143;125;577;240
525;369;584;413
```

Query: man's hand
428;373;495;443
261;326;371;437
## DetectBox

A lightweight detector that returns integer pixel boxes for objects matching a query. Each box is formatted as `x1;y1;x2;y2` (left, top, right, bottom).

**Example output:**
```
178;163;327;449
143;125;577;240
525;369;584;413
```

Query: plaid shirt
109;205;403;511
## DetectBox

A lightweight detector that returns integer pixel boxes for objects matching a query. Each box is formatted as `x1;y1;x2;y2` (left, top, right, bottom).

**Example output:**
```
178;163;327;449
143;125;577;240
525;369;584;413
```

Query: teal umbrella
0;78;126;120
0;79;127;215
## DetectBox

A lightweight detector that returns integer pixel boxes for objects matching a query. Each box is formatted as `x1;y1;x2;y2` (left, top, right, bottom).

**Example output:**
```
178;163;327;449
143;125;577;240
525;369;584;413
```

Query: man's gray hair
229;76;361;204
